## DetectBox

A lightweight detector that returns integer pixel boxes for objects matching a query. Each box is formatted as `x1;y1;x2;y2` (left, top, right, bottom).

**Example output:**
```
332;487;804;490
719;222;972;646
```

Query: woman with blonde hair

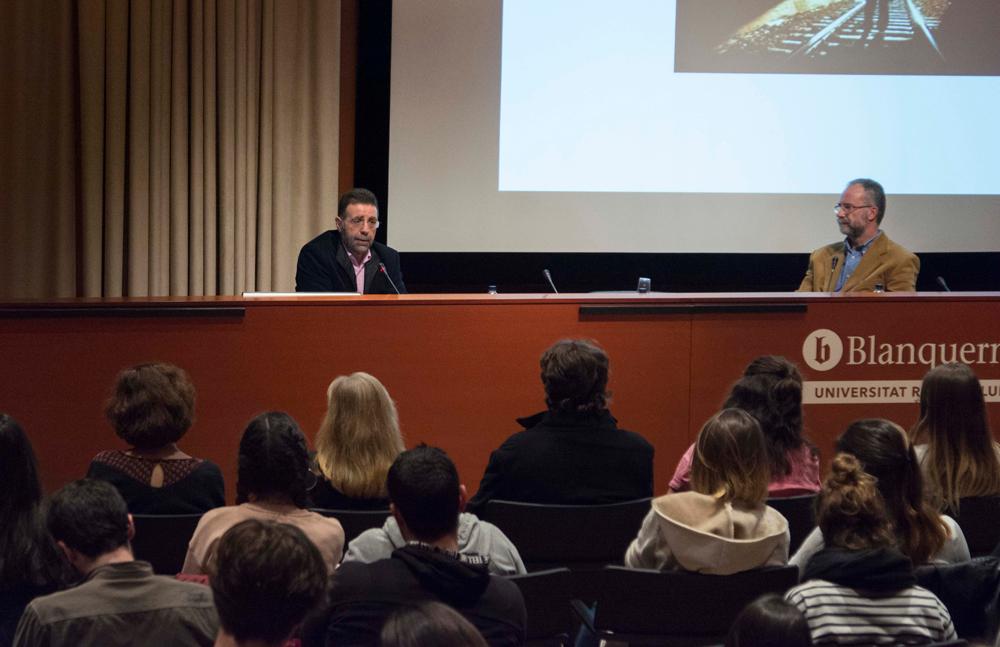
626;408;789;573
310;372;404;510
910;362;1000;512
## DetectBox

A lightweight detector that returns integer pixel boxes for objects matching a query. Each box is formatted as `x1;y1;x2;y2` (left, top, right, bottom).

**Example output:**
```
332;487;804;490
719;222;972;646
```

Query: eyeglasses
833;203;873;215
340;216;380;229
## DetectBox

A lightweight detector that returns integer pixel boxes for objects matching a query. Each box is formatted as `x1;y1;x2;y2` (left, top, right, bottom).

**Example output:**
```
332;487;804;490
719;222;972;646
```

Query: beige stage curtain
0;0;339;298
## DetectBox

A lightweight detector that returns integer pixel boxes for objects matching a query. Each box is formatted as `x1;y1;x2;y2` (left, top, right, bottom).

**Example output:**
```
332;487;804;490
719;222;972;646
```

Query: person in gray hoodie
626;408;789;574
342;446;526;576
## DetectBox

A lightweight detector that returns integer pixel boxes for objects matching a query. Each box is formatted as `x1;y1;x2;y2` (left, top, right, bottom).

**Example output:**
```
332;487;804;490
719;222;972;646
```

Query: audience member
209;519;327;647
467;338;653;514
13;479;218;646
87;363;225;514
182;412;344;575
343;452;525;575
0;415;73;647
670;356;820;497
725;594;811;647
380;601;488;647
310;372;404;510
791;419;969;573
786;454;956;644
323;446;526;646
910;362;1000;512
626;409;789;573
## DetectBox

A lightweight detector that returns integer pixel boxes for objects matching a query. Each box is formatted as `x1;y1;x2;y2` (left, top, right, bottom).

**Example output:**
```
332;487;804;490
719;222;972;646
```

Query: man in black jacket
320;446;526;647
295;187;406;293
467;338;654;515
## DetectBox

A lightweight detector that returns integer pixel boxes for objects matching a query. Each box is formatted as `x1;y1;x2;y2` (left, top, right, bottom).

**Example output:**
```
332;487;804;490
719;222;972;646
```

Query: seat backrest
952;496;1000;557
131;513;203;575
481;498;651;570
916;556;1000;642
766;494;817;555
589;565;800;644
507;568;575;645
310;508;390;545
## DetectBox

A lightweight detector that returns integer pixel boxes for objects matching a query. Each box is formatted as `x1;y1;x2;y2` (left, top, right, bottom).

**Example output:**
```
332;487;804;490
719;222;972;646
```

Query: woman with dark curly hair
791;419;969;573
181;412;344;575
670;356;820;497
87;363;224;514
0;415;73;646
786;452;956;644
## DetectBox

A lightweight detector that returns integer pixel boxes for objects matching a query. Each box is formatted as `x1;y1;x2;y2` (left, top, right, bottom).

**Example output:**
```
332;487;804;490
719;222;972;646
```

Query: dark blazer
466;409;654;516
797;231;919;293
295;230;407;293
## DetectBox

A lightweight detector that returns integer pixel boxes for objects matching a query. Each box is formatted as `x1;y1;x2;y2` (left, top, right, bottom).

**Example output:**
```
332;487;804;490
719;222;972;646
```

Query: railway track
718;0;945;61
787;0;943;59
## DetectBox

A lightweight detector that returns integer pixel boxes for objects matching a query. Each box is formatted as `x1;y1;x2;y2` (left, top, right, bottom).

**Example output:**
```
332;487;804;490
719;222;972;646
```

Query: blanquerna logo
802;329;843;372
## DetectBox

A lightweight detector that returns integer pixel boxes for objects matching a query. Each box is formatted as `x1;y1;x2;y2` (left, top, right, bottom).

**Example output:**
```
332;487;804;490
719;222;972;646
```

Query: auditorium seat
131;513;203;574
571;565;799;646
766;494;817;554
310;508;390;545
507;568;575;646
480;498;651;572
916;556;1000;643
949;496;1000;557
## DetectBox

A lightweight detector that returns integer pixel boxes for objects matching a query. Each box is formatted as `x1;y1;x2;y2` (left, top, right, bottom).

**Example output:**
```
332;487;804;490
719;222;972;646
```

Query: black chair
950;496;1000;557
571;565;799;646
767;494;817;555
131;513;203;575
507;568;576;646
480;498;652;571
310;508;391;545
916;556;1000;643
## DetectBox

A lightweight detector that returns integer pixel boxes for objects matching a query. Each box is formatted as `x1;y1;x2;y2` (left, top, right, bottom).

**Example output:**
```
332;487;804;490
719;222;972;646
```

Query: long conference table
2;292;999;501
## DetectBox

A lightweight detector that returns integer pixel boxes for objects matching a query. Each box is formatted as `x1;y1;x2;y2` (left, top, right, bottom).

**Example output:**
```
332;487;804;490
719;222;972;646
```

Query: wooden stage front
3;292;999;500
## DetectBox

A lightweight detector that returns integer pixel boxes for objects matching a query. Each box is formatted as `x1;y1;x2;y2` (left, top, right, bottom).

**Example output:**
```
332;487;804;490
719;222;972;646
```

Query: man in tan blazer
798;178;919;292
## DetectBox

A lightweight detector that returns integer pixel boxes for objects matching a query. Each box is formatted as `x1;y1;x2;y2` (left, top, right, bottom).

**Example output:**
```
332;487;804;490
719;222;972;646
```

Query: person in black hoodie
785;453;956;645
320;446;526;647
466;339;653;515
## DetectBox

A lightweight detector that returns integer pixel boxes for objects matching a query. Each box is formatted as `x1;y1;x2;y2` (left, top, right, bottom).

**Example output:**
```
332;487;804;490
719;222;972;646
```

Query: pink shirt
347;248;372;293
669;442;820;497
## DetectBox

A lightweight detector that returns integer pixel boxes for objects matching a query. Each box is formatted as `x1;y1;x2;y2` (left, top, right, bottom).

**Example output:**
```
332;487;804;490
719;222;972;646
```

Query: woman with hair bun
310;372;404;510
910;362;1000;512
670;356;820;497
87;363;224;514
626;408;789;573
791;419;969;573
182;412;344;575
786;453;956;645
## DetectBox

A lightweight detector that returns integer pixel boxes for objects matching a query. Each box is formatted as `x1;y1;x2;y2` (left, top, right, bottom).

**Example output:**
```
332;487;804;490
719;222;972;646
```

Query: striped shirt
785;579;956;645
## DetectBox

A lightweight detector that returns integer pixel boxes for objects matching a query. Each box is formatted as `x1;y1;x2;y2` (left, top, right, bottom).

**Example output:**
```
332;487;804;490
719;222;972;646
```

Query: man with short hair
466;338;654;515
209;519;327;647
295;187;407;293
322;446;526;646
14;479;218;647
797;178;919;292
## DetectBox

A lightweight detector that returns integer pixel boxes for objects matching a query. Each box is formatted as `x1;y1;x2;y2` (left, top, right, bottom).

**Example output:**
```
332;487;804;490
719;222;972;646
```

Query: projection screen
387;0;1000;254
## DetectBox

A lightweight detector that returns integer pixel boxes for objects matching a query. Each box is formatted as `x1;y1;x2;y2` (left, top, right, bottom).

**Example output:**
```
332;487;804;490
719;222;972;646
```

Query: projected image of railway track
717;0;948;62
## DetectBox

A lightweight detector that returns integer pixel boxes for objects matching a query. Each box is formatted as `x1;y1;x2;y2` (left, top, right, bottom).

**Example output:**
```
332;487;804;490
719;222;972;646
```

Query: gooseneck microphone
936;276;952;292
378;262;402;295
827;256;840;292
542;269;559;294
